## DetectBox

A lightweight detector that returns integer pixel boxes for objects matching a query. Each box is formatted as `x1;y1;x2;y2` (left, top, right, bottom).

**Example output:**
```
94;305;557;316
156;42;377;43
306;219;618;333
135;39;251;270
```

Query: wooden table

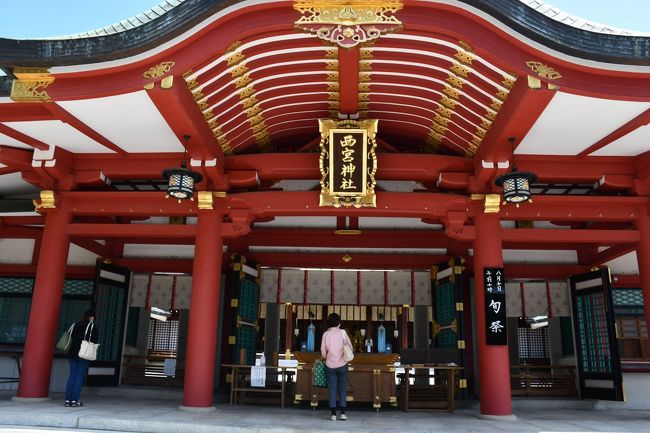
397;364;463;412
224;364;294;408
293;353;399;410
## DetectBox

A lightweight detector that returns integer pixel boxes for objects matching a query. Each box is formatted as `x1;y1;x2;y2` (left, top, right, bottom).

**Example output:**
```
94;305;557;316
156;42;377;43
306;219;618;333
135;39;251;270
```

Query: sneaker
76;401;83;407
64;400;71;407
330;415;337;421
340;414;347;421
70;401;83;407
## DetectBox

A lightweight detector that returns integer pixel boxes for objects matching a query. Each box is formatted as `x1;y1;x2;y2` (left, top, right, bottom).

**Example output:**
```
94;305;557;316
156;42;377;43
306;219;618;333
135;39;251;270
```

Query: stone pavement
1;390;649;433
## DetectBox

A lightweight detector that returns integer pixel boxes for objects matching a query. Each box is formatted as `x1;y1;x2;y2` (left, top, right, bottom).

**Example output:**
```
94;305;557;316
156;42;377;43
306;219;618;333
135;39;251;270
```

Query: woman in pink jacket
320;312;352;421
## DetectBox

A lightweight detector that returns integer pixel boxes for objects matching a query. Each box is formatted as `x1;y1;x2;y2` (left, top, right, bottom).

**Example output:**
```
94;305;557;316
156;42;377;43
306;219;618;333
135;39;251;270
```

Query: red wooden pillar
16;202;71;399
285;303;294;354
181;208;222;410
472;211;514;418
635;210;650;341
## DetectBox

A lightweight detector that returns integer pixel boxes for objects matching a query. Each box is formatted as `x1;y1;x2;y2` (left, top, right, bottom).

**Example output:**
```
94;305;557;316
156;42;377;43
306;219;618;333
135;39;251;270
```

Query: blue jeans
325;364;348;410
65;357;90;402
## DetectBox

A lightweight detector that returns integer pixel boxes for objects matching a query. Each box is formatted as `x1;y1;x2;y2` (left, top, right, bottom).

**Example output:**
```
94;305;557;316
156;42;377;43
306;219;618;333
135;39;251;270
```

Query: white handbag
342;329;354;362
78;322;99;361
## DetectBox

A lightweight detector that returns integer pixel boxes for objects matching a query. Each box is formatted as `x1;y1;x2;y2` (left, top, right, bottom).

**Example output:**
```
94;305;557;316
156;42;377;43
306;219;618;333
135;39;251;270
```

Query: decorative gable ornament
293;0;403;48
318;119;378;207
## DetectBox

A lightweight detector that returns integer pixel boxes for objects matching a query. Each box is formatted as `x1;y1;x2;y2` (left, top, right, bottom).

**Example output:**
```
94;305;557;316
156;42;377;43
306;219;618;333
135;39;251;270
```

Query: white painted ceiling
592;123;650;156
517;91;650;155
0;132;31;149
4;120;110;153
57;91;184;153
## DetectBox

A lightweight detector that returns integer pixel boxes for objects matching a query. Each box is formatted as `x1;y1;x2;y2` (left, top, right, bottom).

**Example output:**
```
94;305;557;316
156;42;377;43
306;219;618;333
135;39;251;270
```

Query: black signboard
330;129;367;196
483;267;507;345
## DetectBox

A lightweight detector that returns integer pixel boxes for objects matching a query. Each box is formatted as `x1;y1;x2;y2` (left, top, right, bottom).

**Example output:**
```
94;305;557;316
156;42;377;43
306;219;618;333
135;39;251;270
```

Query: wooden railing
510;364;577;397
122;354;184;387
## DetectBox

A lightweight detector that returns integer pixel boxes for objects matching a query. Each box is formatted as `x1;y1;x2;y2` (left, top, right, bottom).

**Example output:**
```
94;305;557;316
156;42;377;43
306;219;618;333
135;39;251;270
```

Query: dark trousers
325;364;348;410
65;357;90;402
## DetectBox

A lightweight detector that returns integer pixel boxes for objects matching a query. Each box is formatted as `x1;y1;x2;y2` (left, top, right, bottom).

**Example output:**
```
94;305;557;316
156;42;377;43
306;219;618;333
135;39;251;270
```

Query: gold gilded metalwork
358;83;370;92
326;61;339;70
227;51;245;66
446;75;464;89
457;340;465;349
342;254;352;262
432;319;457;337
325;48;338;59
242;96;258;109
318;118;378;208
443;86;460;100
245;105;262;117
251;121;267;134
160;76;174;89
450;64;469;78
235;74;252;88
440;97;457;110
328;82;340;91
359;61;372;71
183;71;199;90
495;89;508;101
526;61;562;80
197;99;209;110
358;72;371;82
228;336;236;344
502;76;515;89
294;0;403;48
11;68;55;102
230;63;249;78
360;48;373;60
334;229;362;235
197;191;214;210
475;129;486;139
327;72;339;82
527;75;542;89
226;41;242;53
490;99;502;110
484;193;501;213
239;86;256;99
458;40;474;53
431;122;447;135
33;190;56;212
143;61;175;79
358;93;369;101
459;379;467;388
485;111;496;121
480;120;492;130
328;92;340;100
358;101;369;110
454;50;473;65
456;302;464;311
249;114;265;126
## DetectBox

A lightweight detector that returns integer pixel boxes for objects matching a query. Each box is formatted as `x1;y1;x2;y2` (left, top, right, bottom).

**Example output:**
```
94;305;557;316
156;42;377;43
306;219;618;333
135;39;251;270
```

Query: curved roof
0;0;649;67
0;0;648;192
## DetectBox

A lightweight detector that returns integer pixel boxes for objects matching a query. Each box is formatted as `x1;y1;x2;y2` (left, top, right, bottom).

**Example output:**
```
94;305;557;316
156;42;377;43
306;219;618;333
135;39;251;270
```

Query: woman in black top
64;310;98;407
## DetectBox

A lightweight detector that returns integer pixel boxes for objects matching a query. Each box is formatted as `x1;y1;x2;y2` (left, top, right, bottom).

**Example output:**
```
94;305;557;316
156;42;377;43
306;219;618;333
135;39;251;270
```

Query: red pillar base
477;414;518;422
178;405;216;413
11;396;51;403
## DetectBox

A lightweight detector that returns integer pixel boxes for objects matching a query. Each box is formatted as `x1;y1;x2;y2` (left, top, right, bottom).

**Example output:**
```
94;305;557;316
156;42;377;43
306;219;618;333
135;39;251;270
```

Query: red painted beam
146;77;224;162
471;77;555;191
67;223;197;238
0;216;44;225
0;264;94;278
70;237;114;258
501;228;639;244
0;167;19;176
0;146;34;170
44;103;127;155
589;244;637;265
0;103;53;122
112;258;194;274
0;124;49;150
338;48;360;114
578;108;650;157
246;252;448;269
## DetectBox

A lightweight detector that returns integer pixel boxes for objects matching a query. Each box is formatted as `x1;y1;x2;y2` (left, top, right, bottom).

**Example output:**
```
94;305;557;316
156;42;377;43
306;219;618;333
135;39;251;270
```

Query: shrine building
0;0;649;417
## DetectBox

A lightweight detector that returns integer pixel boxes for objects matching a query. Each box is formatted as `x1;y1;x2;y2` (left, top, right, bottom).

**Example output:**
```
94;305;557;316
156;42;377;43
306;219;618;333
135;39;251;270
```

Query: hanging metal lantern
495;168;536;205
162;164;202;201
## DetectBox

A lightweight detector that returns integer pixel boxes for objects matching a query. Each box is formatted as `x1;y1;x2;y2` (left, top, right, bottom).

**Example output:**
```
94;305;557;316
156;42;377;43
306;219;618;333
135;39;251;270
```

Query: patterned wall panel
307;270;331;304
361;271;384;305
334;271;357;304
413;272;431;305
150;275;172;310
388;271;411;305
506;282;522;317
280;269;305;304
260;269;278;303
524;282;548;317
549;281;571;317
129;274;149;308
175;275;192;309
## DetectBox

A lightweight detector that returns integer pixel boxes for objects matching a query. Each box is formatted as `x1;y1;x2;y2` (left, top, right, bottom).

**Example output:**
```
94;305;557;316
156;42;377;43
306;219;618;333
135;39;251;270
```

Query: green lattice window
435;281;456;348
576;292;612;373
612;289;648;361
235;325;257;365
0;278;33;294
239;278;260;322
95;284;125;361
0;297;31;343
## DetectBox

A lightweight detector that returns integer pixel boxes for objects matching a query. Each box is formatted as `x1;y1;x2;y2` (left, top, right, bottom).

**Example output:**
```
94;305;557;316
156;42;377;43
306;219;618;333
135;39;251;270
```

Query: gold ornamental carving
293;0;403;48
11;68;54;102
318;118;378;208
33;190;56;212
526;61;562;80
143;61;175;79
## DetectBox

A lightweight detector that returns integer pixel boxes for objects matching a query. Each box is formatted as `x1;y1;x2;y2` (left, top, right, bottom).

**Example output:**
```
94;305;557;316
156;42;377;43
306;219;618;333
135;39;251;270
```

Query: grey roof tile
520;0;650;36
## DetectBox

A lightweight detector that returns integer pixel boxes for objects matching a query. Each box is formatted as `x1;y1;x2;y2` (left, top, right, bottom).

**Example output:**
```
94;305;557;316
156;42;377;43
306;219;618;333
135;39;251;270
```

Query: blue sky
0;1;648;39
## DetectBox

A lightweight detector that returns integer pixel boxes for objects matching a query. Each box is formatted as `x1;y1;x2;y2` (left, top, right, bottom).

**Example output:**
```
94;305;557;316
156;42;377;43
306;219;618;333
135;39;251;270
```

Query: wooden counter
294;352;399;410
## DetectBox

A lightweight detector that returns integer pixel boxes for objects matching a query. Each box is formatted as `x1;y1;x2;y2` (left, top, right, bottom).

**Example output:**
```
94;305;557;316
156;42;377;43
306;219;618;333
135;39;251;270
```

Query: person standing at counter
321;313;352;421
